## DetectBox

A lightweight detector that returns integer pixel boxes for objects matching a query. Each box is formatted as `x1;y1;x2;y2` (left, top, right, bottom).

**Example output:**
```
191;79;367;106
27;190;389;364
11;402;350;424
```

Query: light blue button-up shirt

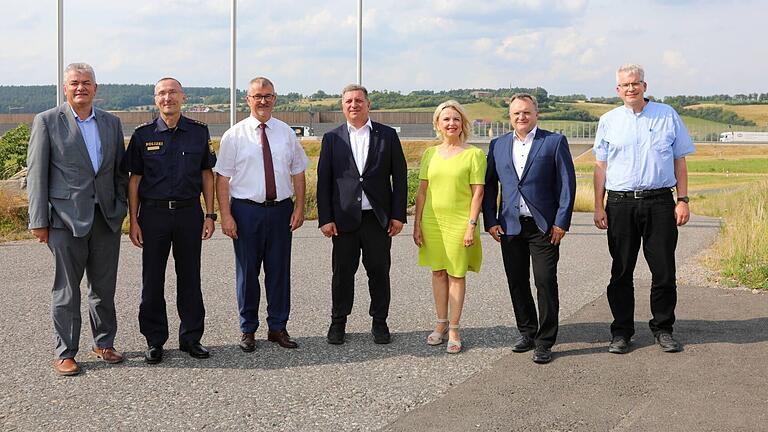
593;101;694;191
70;105;102;173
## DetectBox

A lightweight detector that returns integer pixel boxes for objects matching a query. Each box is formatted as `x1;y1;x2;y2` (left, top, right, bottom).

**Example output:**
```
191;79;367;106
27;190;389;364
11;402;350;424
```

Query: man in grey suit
27;63;128;376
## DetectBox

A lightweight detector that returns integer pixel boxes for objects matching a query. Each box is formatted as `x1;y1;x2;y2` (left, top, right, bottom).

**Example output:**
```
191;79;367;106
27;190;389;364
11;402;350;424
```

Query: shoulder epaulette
188;118;208;127
134;120;154;130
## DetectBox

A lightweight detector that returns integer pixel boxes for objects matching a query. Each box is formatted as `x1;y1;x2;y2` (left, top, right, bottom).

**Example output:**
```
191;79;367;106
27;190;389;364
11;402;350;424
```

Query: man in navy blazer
482;93;576;364
317;84;408;345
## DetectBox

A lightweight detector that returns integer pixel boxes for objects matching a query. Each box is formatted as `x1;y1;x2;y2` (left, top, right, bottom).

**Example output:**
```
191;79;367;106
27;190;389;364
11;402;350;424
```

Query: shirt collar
622;98;651;116
155;115;187;133
347;118;372;134
69;104;95;122
513;126;538;143
248;115;275;130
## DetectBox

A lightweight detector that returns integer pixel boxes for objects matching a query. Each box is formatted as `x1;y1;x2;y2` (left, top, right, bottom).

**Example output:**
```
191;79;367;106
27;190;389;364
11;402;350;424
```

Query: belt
519;215;535;222
234;197;291;208
141;198;198;209
607;188;672;199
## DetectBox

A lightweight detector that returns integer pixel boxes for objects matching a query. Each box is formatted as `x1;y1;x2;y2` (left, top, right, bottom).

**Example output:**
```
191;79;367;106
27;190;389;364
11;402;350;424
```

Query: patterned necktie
259;123;277;201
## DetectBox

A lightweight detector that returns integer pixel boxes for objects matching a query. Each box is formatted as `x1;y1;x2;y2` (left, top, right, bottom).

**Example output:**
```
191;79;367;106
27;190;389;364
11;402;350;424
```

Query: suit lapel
362;123;379;175
95;109;112;174
59;104;94;172
520;129;545;180
500;134;519;181
339;125;360;176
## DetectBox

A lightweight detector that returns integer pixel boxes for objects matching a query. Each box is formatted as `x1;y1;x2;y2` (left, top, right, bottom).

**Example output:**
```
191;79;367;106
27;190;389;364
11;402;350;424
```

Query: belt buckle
168;200;177;209
264;200;276;207
633;190;642;199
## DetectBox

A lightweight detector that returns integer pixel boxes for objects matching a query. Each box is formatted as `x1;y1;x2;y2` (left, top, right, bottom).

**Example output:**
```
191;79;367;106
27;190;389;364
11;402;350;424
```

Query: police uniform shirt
123;115;217;200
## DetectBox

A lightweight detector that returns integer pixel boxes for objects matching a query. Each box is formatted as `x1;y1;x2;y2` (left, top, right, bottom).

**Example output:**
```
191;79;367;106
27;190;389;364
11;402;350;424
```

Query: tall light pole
230;0;237;127
356;0;362;85
57;0;64;106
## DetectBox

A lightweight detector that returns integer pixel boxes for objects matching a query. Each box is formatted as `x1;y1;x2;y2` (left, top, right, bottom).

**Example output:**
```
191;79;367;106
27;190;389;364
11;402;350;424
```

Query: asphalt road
2;212;762;431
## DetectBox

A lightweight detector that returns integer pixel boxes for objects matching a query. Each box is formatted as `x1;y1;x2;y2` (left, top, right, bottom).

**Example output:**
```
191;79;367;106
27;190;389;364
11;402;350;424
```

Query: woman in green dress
413;100;486;354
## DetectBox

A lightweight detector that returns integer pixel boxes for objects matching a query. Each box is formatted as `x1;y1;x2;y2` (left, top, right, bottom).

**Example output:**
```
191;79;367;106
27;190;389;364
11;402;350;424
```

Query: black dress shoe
268;329;298;349
512;335;536;353
656;332;682;353
327;323;346;345
608;336;630;354
145;345;163;364
240;333;256;352
180;342;210;359
532;346;552;364
372;321;391;344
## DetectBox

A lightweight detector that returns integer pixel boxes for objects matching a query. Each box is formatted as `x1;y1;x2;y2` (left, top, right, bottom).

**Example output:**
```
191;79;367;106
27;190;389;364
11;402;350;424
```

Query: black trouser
331;211;392;324
500;217;560;349
138;204;205;347
606;191;678;339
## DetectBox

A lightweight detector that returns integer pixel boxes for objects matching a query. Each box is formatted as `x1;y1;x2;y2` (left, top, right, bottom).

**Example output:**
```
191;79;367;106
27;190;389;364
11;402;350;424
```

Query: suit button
359;177;363;182
357;197;362;201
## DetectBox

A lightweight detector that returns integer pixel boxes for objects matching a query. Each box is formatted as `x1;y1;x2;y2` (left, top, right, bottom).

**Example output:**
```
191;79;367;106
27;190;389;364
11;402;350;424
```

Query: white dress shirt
347;119;373;210
512;126;537;217
214;116;308;202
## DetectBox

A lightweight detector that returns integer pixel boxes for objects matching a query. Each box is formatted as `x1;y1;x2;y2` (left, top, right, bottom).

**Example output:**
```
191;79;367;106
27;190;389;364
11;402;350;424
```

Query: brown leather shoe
91;347;125;364
54;358;81;376
239;333;256;352
267;329;298;349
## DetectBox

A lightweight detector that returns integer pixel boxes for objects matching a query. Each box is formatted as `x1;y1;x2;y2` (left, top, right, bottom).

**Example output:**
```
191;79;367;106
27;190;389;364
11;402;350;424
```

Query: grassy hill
686;103;768;127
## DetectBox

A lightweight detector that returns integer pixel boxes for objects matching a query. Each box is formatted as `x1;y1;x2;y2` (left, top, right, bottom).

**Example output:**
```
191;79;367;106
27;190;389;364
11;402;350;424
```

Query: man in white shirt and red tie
214;77;308;352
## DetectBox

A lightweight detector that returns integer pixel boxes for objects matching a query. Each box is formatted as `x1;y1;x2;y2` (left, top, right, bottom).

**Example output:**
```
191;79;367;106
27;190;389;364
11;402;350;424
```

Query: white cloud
0;0;765;97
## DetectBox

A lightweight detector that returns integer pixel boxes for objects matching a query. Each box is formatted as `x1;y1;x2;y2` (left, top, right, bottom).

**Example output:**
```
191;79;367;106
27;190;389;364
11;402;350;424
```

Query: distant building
470;91;493;99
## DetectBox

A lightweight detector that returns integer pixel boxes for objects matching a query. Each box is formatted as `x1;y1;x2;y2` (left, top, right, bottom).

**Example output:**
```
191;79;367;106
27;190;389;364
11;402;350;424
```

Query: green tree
0;124;31;179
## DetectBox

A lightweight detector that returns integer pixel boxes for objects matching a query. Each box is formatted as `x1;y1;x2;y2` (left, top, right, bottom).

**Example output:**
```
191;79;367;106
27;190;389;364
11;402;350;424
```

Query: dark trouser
48;207;121;359
606;191;678;339
500;217;560;349
138;204;205;347
331;211;392;324
231;198;293;333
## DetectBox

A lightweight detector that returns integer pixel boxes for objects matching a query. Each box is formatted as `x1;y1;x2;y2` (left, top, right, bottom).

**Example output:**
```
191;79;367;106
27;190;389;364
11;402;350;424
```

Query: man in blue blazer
482;93;576;364
317;84;408;345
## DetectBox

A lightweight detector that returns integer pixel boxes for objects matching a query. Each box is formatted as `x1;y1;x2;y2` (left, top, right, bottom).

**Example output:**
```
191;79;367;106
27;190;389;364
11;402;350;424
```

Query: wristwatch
677;196;689;204
205;213;218;221
468;218;477;226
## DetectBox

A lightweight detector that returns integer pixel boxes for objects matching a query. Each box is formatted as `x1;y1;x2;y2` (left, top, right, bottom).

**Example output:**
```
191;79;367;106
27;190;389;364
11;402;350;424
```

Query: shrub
0;124;30;179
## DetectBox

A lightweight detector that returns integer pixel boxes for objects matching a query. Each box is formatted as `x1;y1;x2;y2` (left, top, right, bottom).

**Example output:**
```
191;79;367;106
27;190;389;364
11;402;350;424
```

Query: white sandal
427;319;449;345
446;324;462;354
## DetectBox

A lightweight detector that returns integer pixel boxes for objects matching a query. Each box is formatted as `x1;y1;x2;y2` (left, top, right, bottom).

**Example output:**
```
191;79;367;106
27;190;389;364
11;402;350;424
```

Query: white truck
719;131;768;142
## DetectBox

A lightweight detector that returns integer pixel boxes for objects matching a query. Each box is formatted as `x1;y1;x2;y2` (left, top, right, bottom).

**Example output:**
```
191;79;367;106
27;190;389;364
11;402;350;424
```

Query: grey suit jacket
27;103;128;237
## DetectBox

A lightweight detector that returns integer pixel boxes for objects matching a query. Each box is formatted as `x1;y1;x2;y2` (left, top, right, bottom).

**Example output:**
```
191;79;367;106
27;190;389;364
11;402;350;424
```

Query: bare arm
201;169;215;239
593;160;608;229
464;184;484;247
290;171;306;231
216;173;237;239
674;157;690;226
127;174;143;247
412;180;428;247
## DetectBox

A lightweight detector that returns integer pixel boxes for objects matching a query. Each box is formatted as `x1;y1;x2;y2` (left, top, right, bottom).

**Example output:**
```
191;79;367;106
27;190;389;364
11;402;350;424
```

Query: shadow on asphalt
73;317;768;373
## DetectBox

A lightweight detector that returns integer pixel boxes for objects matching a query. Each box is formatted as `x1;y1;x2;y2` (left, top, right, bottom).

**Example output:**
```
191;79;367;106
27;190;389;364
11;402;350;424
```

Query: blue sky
2;0;765;97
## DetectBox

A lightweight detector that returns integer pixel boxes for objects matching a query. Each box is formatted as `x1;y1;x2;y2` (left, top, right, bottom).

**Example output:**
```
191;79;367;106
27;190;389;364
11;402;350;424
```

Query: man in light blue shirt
593;64;694;355
72;108;102;176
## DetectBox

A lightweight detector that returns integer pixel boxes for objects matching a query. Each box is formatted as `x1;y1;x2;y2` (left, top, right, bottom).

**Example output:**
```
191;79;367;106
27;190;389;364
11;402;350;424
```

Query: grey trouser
47;209;121;359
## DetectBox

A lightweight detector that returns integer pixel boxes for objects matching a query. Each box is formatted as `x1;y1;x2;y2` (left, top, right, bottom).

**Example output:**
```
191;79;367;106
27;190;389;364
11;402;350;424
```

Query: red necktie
259;123;277;201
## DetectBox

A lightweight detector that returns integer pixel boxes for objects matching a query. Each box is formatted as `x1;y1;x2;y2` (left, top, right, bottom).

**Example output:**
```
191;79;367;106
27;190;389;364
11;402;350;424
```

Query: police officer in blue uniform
122;77;217;364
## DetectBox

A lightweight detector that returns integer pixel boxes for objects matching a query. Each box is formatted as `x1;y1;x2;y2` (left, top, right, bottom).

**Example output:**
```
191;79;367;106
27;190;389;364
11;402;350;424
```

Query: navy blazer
482;128;576;235
317;121;408;232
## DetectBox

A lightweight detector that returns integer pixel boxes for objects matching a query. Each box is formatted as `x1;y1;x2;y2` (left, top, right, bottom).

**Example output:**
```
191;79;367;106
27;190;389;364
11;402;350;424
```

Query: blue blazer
316;122;408;232
482;128;576;235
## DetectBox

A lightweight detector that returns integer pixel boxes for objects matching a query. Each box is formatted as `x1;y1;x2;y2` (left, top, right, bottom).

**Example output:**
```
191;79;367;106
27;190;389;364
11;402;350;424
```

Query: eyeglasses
617;81;644;90
155;90;181;98
248;94;275;102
